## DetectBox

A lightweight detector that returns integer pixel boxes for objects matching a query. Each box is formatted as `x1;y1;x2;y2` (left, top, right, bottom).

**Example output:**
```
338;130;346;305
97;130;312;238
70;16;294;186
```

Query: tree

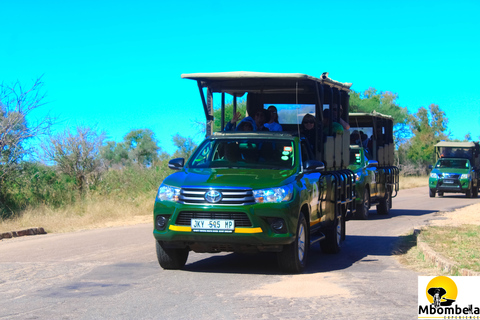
0;77;54;181
100;140;129;166
172;134;197;159
123;129;160;166
41;125;106;192
101;129;161;167
213;99;247;132
406;104;448;169
349;88;410;145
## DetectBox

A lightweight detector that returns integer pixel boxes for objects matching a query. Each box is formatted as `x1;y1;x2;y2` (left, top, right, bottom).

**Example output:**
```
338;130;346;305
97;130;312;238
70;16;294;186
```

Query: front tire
355;188;370;220
429;188;436;198
155;241;189;270
277;213;308;274
377;188;391;215
466;186;472;198
320;207;344;254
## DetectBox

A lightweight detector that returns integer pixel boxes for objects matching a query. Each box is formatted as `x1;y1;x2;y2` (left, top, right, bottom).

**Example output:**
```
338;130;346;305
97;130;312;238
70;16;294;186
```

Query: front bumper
429;177;470;193
152;200;299;253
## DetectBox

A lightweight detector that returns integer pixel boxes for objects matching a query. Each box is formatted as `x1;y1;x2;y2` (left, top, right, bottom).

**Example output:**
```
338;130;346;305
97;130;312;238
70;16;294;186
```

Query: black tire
155;241;189;270
473;186;479;198
355;188;370;220
429;188;436;198
320;206;343;254
466;187;472;198
277;213;308;274
438;192;444;197
377;188;391;215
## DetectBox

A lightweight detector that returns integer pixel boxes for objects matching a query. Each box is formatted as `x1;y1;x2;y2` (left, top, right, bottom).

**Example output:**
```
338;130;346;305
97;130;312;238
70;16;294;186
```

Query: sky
2;0;480;155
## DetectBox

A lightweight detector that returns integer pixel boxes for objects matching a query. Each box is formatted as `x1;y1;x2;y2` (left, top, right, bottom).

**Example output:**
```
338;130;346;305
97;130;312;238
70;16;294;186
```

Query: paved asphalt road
1;186;479;320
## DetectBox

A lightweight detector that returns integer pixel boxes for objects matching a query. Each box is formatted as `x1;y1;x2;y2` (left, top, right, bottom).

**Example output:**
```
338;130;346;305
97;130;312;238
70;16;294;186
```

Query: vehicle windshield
435;159;469;169
188;138;296;169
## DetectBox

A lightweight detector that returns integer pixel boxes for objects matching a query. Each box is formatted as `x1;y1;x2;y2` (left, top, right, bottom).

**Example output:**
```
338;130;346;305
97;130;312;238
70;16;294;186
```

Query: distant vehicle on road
429;141;480;198
348;112;399;219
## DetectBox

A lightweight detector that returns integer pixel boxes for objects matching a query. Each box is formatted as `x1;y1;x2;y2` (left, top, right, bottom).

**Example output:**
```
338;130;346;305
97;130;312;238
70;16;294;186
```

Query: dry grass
0;193;154;234
395;202;480;275
399;175;428;190
422;225;480;272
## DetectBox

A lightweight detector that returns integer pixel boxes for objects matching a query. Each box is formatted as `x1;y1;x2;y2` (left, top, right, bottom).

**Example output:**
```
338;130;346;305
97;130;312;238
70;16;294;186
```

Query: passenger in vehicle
264;105;283;131
224;110;270;131
224;111;256;131
237;120;254;131
322;109;344;136
301;113;317;150
254;109;270;131
332;105;350;131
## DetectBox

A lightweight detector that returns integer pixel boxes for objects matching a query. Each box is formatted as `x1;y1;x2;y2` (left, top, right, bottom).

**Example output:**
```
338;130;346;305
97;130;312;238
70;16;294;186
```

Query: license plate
443;179;454;184
191;219;235;233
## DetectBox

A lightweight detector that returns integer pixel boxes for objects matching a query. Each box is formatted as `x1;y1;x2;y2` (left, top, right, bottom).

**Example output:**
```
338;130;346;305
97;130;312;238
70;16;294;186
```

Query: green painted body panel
153;135;332;253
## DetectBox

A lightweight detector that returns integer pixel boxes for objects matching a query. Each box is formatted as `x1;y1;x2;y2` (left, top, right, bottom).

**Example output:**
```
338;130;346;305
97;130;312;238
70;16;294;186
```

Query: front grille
438;173;460;179
179;187;255;205
176;212;252;227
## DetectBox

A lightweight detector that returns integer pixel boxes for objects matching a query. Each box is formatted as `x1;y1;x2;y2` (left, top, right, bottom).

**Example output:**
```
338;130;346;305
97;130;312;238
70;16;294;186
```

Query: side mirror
367;160;378;168
304;160;325;172
428;165;433;170
168;158;185;170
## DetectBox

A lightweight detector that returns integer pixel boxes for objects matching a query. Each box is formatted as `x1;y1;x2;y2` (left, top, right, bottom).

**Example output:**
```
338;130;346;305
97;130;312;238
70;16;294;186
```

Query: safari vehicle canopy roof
182;71;352;92
349;111;394;120
181;71;353;136
181;71;352;95
435;141;476;148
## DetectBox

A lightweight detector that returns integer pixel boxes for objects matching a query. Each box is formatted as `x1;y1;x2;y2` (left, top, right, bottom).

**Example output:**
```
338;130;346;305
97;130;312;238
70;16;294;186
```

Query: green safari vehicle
153;72;356;273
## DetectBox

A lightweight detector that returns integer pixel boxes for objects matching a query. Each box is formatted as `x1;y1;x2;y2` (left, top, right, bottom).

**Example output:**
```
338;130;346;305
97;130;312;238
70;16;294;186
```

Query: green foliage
349;88;410;145
96;163;169;197
101;128;161;167
213;99;247;132
172;134;198;159
0;162;78;219
124;129;160;166
407;104;448;166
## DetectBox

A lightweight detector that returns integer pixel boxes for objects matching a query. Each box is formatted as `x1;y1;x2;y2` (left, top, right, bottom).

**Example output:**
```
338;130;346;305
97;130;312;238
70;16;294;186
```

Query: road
1;186;479;320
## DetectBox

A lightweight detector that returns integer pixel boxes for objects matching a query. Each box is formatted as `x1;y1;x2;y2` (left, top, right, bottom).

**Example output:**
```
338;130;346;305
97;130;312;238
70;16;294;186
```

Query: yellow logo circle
426;276;458;305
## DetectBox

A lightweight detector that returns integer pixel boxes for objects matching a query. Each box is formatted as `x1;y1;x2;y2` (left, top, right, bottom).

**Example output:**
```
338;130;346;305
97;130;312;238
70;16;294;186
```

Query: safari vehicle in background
348;112;399;219
428;141;480;198
153;72;356;273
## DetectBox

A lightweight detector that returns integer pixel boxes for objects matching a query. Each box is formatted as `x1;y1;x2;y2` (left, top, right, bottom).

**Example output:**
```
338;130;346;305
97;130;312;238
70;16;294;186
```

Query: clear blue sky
2;0;480;155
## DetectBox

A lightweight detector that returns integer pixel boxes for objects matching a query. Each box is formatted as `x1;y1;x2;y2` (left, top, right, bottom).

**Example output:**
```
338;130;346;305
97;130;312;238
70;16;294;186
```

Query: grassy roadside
0;175;430;234
395;204;480;276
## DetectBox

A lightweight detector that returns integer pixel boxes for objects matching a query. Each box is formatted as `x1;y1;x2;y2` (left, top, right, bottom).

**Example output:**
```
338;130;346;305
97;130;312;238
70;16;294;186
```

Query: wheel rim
336;216;342;245
363;191;369;214
297;223;306;262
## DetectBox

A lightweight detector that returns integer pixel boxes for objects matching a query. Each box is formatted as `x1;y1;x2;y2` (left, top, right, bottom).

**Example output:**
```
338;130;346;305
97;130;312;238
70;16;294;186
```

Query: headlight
253;185;293;203
430;173;438;179
461;173;470;179
157;184;180;202
355;172;362;181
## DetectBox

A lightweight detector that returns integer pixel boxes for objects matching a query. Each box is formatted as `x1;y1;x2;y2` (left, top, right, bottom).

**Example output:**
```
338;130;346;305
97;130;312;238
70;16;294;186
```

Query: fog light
156;216;168;230
268;218;287;234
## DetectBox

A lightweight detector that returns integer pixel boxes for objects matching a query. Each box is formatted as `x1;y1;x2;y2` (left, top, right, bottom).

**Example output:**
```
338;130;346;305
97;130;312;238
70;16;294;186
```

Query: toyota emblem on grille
205;190;222;203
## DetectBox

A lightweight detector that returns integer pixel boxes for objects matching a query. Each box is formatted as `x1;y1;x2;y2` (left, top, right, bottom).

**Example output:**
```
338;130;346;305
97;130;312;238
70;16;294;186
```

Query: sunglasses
304;121;315;124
